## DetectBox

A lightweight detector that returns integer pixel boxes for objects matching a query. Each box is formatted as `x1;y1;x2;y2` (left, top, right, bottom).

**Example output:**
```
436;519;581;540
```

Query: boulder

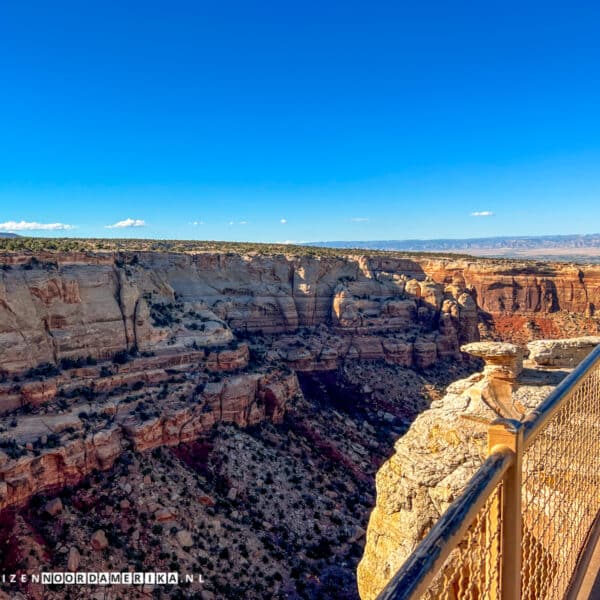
90;530;108;551
67;546;80;571
461;341;524;381
461;342;525;418
44;498;63;516
175;529;194;548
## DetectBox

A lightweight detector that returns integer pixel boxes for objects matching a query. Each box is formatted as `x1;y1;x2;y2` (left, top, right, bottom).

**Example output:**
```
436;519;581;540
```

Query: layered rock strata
0;252;485;375
0;368;299;511
0;249;484;519
2;250;600;377
0;344;250;415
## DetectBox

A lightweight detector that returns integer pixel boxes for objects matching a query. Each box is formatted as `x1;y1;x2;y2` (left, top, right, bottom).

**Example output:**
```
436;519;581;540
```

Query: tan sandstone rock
90;529;108;551
67;546;80;571
527;336;600;367
461;341;525;418
175;529;194;548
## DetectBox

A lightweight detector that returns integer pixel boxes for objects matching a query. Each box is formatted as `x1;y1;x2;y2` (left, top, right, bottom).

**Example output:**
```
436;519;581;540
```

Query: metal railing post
488;418;524;600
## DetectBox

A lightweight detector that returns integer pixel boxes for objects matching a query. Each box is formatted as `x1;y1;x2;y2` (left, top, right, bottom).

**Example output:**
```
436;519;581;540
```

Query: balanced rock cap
461;342;521;358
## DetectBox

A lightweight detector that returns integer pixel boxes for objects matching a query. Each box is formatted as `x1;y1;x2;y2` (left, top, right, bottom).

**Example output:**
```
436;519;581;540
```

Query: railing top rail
376;448;514;600
522;343;600;447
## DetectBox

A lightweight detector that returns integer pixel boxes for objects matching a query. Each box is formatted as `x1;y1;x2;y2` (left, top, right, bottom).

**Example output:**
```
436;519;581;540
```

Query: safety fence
377;344;600;600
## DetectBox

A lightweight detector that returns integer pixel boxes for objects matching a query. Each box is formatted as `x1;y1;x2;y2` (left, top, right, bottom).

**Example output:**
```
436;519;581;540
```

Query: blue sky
1;1;599;242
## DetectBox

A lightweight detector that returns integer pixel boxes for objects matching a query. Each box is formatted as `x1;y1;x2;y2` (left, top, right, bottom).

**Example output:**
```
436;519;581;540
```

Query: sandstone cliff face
0;251;486;375
419;258;600;341
357;374;494;599
2;251;598;376
415;258;599;314
0;368;299;512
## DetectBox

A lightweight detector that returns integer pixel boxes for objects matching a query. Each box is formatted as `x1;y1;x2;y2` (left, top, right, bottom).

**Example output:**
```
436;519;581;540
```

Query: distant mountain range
0;232;19;238
309;234;600;262
311;234;600;252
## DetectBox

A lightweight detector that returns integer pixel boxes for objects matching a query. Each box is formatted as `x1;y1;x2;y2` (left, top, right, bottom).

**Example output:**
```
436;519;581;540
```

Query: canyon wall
0;251;481;376
1;250;599;377
0;367;299;512
0;249;598;516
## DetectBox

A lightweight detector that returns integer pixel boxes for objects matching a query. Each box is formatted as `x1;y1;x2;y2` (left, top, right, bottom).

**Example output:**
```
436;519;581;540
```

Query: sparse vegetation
0;236;501;264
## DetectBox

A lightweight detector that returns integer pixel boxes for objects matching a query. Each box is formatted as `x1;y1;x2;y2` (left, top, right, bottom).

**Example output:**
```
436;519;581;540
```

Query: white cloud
351;217;369;222
190;221;205;226
470;211;494;217
280;218;288;224
0;220;76;231
105;218;146;229
238;221;248;225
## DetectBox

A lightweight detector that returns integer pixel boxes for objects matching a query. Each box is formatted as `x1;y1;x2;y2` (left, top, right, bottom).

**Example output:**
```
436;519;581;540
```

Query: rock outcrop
0;367;299;512
527;336;600;367
460;341;525;418
357;341;549;600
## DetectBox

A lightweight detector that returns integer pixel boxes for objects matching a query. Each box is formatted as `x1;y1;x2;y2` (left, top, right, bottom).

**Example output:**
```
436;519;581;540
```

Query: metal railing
377;344;600;600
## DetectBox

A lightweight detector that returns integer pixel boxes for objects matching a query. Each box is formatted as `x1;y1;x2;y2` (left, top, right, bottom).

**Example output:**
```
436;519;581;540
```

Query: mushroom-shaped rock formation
460;341;525;419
